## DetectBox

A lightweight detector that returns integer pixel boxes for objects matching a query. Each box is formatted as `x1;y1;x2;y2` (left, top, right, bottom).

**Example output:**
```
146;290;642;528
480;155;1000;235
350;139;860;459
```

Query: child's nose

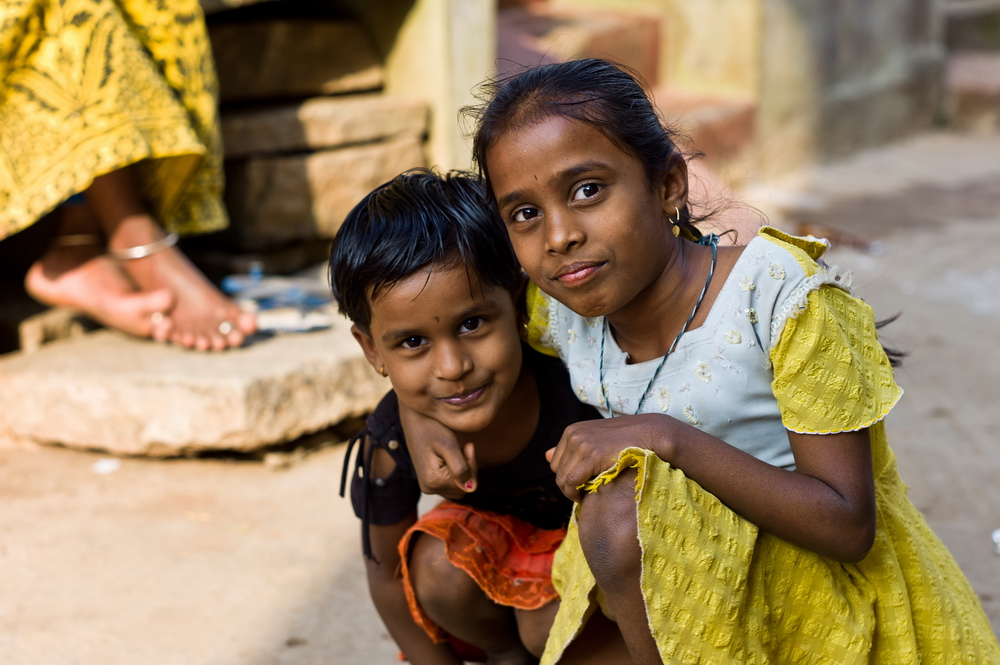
545;209;585;253
434;340;473;380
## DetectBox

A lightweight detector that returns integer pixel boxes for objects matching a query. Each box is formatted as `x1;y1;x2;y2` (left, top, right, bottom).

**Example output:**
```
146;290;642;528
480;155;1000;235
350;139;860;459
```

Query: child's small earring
378;365;388;377
671;206;682;237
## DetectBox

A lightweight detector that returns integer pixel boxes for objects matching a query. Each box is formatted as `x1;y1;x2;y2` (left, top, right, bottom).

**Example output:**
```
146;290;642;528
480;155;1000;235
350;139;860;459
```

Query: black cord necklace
598;234;720;417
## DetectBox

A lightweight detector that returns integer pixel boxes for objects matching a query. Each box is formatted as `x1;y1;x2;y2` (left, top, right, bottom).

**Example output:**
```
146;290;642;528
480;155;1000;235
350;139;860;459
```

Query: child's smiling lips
439;384;487;406
553;261;605;286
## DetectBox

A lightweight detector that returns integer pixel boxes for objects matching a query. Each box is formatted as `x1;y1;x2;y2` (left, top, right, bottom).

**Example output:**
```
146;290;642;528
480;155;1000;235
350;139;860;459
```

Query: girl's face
486;114;686;319
352;265;524;436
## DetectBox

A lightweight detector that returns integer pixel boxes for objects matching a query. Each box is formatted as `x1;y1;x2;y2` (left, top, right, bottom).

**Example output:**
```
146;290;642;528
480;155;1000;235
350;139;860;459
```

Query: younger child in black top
330;169;599;665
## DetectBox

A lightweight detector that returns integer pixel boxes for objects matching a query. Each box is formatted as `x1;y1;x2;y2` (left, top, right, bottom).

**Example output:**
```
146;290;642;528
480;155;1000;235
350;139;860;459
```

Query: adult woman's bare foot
121;241;256;351
25;242;175;341
86;168;256;352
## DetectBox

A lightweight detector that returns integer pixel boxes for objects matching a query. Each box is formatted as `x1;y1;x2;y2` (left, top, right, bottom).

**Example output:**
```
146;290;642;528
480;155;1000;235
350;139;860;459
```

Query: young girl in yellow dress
409;58;1000;664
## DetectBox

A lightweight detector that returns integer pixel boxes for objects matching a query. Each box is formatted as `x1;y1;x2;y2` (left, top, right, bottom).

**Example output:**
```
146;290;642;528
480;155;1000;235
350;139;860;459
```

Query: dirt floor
3;130;1000;664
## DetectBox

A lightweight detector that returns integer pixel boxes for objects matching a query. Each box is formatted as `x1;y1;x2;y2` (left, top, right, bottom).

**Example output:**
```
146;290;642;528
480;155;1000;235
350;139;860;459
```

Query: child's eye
400;336;426;350
572;182;602;200
511;206;540;223
459;317;483;334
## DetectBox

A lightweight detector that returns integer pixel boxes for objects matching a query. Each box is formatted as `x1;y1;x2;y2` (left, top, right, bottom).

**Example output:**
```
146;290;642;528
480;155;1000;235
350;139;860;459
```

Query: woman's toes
236;310;257;336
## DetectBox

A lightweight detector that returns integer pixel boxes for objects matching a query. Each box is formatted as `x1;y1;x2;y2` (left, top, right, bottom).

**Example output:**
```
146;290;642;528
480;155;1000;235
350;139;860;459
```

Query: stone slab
223;136;426;250
947;52;1000;132
221;94;428;158
209;20;383;102
0;324;389;456
497;5;660;84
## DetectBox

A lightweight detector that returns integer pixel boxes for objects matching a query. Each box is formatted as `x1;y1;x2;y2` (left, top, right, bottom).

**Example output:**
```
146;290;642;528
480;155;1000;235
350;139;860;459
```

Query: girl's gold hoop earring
379;365;388;377
672;206;682;237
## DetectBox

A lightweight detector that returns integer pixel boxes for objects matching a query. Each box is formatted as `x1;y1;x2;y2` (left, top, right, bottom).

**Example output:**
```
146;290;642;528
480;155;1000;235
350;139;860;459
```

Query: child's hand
547;414;676;502
397;401;478;499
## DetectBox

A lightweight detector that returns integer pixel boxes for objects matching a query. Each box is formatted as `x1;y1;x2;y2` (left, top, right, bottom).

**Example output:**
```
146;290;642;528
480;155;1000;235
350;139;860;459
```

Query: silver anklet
54;233;102;247
108;232;179;260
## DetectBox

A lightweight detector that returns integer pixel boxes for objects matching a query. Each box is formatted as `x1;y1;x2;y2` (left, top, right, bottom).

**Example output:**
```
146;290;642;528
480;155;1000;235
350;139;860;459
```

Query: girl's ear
658;153;690;216
351;324;384;375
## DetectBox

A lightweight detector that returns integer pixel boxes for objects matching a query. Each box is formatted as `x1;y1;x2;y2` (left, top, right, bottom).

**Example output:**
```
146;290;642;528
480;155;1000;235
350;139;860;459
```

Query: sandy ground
3;130;1000;663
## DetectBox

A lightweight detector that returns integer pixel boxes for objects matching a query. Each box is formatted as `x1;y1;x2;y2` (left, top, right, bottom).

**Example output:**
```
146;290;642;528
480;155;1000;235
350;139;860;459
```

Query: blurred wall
551;0;945;177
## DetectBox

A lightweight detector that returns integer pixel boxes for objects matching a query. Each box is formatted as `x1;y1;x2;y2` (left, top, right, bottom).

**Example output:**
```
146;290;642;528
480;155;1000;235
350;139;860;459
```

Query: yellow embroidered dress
0;0;226;239
527;228;1000;664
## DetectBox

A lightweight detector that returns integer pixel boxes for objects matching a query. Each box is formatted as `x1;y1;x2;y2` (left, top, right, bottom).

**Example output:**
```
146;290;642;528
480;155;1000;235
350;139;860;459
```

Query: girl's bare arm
549;415;876;562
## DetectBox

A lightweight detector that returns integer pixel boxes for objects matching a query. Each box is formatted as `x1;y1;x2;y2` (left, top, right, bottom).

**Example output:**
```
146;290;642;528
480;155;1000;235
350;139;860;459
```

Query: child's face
352;265;524;435
487;114;686;319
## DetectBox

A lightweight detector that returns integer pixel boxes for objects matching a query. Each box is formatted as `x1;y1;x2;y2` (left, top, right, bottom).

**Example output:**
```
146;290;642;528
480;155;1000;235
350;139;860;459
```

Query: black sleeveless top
339;346;601;558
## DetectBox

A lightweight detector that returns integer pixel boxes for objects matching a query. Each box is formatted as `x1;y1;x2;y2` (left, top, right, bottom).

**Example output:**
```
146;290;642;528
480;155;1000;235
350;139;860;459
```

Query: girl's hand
397;400;478;499
547;413;680;502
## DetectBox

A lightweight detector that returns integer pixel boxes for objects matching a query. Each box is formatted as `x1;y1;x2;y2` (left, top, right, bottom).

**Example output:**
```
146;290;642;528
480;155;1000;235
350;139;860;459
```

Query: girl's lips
439;385;486;406
555;262;604;286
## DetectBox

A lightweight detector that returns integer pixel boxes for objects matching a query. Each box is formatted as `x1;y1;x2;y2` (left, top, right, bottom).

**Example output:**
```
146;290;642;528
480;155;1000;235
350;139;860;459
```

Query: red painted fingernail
464;480;475;491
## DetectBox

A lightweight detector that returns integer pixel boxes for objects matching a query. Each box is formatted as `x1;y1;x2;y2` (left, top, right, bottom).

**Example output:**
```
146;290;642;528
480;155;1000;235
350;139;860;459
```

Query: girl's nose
434;340;473;381
545;210;585;254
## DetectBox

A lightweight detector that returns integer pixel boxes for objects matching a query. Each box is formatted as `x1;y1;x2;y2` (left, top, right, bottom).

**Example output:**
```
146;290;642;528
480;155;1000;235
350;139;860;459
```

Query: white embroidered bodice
542;231;852;470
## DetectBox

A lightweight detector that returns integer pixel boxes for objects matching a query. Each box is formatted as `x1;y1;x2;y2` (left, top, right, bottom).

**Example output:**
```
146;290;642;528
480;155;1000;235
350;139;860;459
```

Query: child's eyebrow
495;160;610;210
379;300;502;344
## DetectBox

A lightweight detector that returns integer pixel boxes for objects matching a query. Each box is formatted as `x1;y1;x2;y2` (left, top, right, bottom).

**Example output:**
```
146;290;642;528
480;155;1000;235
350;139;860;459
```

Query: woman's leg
25;204;175;341
576;468;661;665
85;166;256;351
409;532;537;665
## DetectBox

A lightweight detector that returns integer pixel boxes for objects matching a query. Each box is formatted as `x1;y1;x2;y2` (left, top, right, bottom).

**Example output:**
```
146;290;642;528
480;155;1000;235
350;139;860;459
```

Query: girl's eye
459;317;483;334
400;336;426;350
511;207;540;223
573;182;601;200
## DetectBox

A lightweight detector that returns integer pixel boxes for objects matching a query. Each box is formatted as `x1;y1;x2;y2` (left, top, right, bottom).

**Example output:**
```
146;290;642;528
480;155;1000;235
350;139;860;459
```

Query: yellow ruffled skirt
543;424;1000;664
0;0;226;239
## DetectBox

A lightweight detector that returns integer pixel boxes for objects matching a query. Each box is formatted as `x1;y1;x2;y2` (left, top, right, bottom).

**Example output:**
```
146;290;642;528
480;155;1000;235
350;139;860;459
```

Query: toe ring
218;321;234;336
150;311;165;325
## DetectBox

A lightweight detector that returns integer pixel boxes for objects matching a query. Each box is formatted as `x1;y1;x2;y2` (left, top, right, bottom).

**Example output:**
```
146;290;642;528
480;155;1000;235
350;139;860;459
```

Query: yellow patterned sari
0;0;226;240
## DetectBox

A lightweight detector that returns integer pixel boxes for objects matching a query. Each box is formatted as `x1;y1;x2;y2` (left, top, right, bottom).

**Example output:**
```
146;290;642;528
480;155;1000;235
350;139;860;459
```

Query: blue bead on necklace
598;233;719;417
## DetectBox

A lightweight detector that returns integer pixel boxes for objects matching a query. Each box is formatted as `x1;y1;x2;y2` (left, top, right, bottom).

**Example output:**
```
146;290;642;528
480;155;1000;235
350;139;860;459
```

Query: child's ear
351;324;384;375
659;153;690;217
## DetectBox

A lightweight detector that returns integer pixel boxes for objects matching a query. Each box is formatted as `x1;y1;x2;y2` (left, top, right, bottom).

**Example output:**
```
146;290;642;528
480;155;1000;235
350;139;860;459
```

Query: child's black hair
465;58;701;235
329;168;521;332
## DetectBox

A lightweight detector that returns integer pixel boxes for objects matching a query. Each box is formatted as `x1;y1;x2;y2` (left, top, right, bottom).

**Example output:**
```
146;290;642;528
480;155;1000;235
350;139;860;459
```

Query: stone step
946;52;1000;131
209;20;383;102
653;88;757;170
497;4;660;84
223;135;426;251
947;0;1000;51
0;325;389;456
221;94;428;158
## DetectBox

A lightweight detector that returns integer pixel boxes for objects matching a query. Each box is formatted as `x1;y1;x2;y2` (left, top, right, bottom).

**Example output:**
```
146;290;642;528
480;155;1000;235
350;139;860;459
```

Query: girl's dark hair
329;168;521;332
465;57;701;234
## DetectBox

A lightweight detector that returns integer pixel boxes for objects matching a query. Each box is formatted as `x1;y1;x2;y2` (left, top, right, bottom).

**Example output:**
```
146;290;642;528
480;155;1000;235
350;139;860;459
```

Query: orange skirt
398;500;566;645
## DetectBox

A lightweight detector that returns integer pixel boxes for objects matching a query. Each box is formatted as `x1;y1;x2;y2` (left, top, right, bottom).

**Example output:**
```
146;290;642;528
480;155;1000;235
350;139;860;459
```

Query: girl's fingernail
464;480;475;491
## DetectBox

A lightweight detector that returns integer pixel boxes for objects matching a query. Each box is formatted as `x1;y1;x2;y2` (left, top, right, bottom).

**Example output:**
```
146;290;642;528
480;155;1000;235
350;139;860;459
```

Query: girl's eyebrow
496;160;610;210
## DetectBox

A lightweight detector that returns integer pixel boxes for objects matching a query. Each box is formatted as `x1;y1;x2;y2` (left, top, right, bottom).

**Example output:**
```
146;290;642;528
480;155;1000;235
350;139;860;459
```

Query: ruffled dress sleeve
769;284;903;434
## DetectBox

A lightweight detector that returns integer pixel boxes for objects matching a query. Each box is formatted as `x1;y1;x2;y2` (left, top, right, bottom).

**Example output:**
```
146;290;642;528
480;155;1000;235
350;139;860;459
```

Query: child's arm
362;440;463;665
397;400;478;498
548;417;876;563
366;519;462;665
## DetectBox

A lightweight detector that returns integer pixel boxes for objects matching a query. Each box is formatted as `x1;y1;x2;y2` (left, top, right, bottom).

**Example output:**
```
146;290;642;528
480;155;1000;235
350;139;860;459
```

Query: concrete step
946;52;1000;131
947;0;1000;51
497;4;660;84
221;94;428;159
653;88;757;170
209;20;383;102
0;324;389;456
222;134;426;251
